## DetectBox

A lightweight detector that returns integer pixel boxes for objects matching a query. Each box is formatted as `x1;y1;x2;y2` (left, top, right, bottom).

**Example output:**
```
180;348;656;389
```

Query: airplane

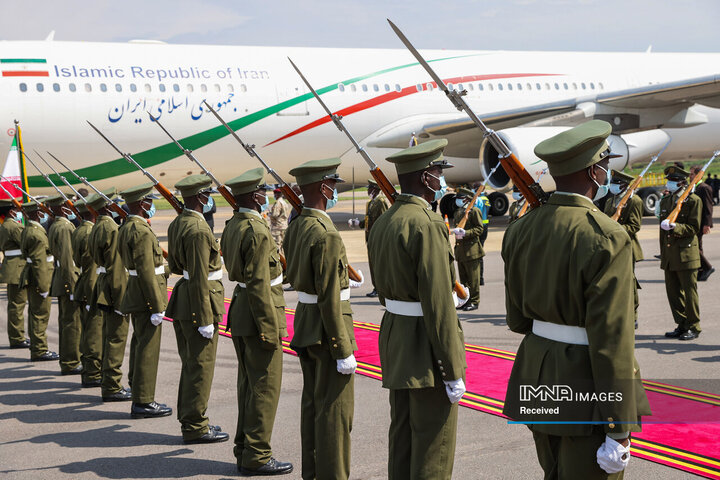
1;35;719;216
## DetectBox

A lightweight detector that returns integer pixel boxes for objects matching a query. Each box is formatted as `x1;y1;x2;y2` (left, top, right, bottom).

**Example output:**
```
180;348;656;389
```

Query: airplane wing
367;73;720;157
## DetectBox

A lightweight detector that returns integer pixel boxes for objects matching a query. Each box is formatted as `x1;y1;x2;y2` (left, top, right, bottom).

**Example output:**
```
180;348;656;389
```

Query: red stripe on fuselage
2;71;49;77
265;73;559;146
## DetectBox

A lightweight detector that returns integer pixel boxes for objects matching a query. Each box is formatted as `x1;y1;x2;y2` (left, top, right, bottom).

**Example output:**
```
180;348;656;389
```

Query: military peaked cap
611;170;635;184
21;200;42;213
456;187;475;198
386;139;453;175
45;194;70;207
664;165;690;180
226;167;271;195
120;182;159;204
289;158;345;186
86;187;118;211
175;174;213;197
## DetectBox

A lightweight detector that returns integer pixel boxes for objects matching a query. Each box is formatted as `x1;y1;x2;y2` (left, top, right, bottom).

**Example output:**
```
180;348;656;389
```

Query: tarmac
1;199;718;479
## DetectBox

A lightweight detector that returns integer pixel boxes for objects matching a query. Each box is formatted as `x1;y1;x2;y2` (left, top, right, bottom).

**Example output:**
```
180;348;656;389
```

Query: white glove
596;436;631;474
336;354;357;375
349;269;364;288
451;228;465;239
453;286;470;308
443;378;466;404
150;312;165;326
198;324;214;339
69;294;74;301
39;291;49;298
660;219;676;231
85;304;91;312
347;218;360;228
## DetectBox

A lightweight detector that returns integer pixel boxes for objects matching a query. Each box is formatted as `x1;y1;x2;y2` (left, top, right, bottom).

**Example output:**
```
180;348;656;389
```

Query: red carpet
168;290;720;479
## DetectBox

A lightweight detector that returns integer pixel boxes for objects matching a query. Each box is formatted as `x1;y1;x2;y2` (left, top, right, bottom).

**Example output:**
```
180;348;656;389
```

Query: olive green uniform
1;217;28;346
452;206;485;305
502;193;651;479
89;215;132;395
19;220;54;358
166;209;225;441
368;194;466;480
118;215;168;404
221;208;287;469
658;190;702;333
72;219;103;383
48;217;81;371
283;208;356;480
362;195;389;242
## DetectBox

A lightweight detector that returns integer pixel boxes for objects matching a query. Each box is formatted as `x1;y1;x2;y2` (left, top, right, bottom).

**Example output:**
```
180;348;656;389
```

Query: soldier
659;165;703;340
349;179;389;298
87;190;133;401
367;139;466;480
508;186;525;223
691;167;714;281
221;168;293;476
283;159;357;480
166;175;228;444
117;183;173;419
476;189;490;285
268;188;291;253
604;170;644;328
451;187;484;312
19;200;59;361
71;199;103;387
502;120;651;479
0;199;29;348
46;195;82;374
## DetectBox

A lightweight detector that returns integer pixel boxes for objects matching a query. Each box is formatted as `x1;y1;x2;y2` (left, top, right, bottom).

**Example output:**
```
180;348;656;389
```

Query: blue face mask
455;198;465;207
589;165;611;202
325;188;338;210
608;183;623;196
666;180;680;193
143;202;156;219
12;212;23;222
38;212;49;224
202;195;215;214
260;195;269;213
62;206;76;222
512;192;522;201
424;172;447;203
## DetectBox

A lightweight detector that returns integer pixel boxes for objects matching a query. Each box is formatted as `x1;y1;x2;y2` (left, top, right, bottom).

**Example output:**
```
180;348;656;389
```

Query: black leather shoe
209;425;222;432
10;339;30;349
665;328;686;338
462;303;478;311
698;267;715;282
635;321;638;330
480;279;485;286
679;330;700;341
82;379;102;388
61;365;84;375
183;428;229;444
131;401;173;418
103;389;132;402
239;458;294;476
31;351;59;361
366;289;378;298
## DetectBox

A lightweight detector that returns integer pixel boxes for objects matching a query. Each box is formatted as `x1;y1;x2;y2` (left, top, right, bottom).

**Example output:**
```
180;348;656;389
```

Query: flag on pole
0;124;29;201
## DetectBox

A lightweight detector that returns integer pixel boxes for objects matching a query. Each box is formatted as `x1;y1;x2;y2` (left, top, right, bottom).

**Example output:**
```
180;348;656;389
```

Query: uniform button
609;423;615;429
437;360;443;365
633;368;638;374
607;417;613;422
442;372;447;377
439;366;444;371
332;337;336;341
592;208;597;212
333;344;338;348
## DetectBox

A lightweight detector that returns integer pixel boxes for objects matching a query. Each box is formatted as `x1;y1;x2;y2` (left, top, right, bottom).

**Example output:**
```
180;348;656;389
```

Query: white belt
183;269;223;281
96;266;107;274
238;273;283;288
128;265;165;276
298;288;351;304
26;255;54;264
4;249;21;257
532;320;589;345
385;299;424;317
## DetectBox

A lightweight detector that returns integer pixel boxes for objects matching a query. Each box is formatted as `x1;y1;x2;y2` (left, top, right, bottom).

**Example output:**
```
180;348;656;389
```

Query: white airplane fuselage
1;40;719;193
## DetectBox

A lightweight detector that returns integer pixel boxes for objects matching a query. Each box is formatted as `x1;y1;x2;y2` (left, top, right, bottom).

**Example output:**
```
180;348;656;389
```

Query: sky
1;0;718;52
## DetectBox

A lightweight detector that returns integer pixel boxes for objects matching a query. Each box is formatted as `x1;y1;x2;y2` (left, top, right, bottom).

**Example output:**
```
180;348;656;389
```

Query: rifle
456;163;501;230
202;101;365;283
147;112;238;209
611;140;671;222
87;121;184;214
0;182;23;210
23;151;81;218
517;169;548;219
288;58;397;202
0;175;54;218
35;150;98;218
388;19;549;210
666;151;720;224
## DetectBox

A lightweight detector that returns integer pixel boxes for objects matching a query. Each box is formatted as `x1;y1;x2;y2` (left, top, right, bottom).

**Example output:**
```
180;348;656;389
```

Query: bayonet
23;151;80;217
0;175;54;218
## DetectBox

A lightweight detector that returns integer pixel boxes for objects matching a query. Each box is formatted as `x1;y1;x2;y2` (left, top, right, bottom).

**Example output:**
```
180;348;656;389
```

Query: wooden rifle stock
64;199;81;218
667;151;719;224
217;185;238;210
457;186;485;230
610;176;643;222
517;199;530;219
154;182;184;214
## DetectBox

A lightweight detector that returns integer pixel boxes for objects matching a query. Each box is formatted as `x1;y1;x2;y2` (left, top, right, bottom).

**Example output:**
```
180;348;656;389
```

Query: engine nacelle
479;127;630;192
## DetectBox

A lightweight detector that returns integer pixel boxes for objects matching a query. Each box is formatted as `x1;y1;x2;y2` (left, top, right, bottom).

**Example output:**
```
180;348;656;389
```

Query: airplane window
130;84;137;92
19;83;27;92
447;82;454;91
526;83;531;90
37;83;44;92
507;83;513;90
467;83;474;91
85;83;92;92
487;83;494;91
384;84;390;92
100;83;107;92
590;82;595;90
395;84;401;92
554;83;559;90
227;84;234;92
159;84;166;92
338;83;345;92
426;82;433;91
599;82;604;90
240;84;247;92
115;83;122;92
535;83;541;90
361;84;367;92
173;83;180;92
457;83;463;91
186;84;194;92
517;83;522;90
545;83;550;90
53;83;60;92
498;83;503;91
416;84;423;92
69;83;76;92
373;84;379;92
581;82;586;89
572;83;577;90
144;83;151;92
350;84;357;92
214;84;220;92
563;83;568;90
201;84;207;92
478;83;484;91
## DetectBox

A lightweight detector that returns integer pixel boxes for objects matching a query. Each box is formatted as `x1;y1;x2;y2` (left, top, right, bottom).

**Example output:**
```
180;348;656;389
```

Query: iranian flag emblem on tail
1;58;48;77
1;131;29;201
